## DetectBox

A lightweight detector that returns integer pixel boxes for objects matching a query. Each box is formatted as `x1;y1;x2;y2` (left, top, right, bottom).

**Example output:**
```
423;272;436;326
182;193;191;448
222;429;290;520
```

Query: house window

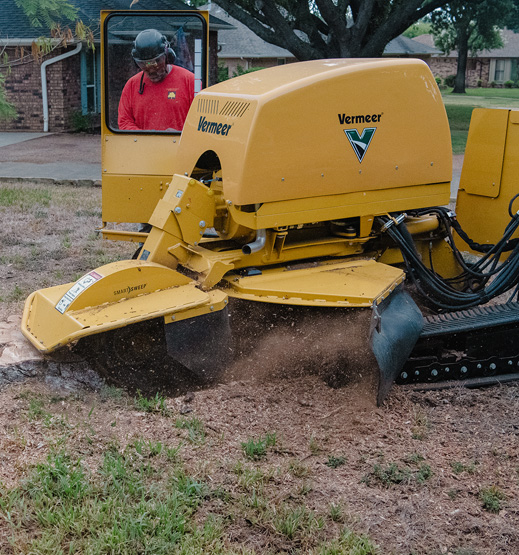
512;59;519;82
494;59;505;82
81;47;101;114
277;58;286;65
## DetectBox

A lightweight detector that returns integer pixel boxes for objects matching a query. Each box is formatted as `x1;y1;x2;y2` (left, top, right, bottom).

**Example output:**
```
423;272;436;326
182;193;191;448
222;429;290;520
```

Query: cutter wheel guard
22;52;519;405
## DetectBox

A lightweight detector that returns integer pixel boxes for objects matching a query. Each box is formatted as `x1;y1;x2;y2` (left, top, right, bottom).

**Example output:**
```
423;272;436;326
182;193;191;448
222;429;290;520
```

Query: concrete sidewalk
452;154;463;201
0;132;101;186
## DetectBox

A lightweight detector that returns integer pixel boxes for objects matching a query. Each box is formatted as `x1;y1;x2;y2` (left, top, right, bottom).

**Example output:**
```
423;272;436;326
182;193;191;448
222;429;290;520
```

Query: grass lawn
443;88;519;154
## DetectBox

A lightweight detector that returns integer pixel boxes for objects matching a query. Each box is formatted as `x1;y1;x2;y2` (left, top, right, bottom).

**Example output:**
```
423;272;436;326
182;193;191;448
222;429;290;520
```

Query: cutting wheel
75;319;199;395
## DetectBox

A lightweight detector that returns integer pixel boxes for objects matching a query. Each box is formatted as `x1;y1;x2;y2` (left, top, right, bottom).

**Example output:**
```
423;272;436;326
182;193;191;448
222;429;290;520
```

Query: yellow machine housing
456;107;519;249
177;58;451;210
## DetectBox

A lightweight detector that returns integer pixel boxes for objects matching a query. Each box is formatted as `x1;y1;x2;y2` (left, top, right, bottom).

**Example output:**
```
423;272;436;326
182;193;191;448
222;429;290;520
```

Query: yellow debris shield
21;260;227;353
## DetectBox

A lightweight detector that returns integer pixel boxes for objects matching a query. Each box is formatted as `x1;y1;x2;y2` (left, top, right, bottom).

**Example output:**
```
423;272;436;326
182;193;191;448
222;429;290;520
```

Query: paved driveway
0;132;101;183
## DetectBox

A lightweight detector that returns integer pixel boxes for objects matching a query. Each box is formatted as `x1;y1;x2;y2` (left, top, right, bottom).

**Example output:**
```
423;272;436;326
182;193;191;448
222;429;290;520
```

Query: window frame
81;47;101;115
102;10;209;135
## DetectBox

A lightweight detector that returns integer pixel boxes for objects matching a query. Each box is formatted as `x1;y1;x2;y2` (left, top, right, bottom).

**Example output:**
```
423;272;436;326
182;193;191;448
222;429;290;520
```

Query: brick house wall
47;52;82;131
427;56;491;87
0;46;83;132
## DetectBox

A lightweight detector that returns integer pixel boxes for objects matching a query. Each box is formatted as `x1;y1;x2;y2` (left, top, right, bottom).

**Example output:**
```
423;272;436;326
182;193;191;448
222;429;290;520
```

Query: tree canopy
14;0;78;29
211;0;451;59
503;0;519;31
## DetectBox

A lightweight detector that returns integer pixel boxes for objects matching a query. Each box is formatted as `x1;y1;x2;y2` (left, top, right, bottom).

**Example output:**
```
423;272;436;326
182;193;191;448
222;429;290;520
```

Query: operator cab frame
100;10;210;239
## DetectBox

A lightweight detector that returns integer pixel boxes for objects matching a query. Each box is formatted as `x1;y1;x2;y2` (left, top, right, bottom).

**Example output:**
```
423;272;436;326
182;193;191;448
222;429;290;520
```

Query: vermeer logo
197;116;231;136
339;112;381;163
338;113;381;125
344;128;376;163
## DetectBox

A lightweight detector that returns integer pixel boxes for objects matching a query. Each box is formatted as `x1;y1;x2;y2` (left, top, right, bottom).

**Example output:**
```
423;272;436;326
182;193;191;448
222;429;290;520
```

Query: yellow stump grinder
21;56;519;404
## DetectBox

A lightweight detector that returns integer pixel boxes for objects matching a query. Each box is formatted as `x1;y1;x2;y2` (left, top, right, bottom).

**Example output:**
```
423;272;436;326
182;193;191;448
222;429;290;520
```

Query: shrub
70;110;97;133
0;72;17;121
232;65;265;78
217;60;229;82
480;485;506;513
435;76;446;90
504;80;514;88
445;74;456;88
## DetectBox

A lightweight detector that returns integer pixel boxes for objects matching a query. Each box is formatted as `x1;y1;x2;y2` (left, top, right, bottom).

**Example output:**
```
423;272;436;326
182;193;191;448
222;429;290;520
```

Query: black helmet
132;29;175;64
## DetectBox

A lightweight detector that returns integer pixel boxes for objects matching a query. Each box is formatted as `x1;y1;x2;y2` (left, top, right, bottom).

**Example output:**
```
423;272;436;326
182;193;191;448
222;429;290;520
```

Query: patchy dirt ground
1;181;518;554
1;372;518;554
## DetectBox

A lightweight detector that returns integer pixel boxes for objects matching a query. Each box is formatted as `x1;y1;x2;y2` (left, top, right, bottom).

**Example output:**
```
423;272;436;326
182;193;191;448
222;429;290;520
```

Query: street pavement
0;132;48;147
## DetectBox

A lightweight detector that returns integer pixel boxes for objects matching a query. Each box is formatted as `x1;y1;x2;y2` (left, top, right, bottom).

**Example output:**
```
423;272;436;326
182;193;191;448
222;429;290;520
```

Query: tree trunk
453;24;469;94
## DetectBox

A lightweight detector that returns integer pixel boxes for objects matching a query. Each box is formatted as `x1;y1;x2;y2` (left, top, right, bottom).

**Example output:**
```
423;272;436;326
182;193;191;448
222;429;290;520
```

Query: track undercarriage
402;302;519;389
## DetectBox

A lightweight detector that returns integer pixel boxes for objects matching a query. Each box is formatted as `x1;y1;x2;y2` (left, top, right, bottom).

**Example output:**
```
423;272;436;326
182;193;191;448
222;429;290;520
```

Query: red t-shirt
118;65;195;131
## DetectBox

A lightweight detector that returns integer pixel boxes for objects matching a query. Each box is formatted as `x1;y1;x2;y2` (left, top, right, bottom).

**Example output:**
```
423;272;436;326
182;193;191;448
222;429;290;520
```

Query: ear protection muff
165;43;176;65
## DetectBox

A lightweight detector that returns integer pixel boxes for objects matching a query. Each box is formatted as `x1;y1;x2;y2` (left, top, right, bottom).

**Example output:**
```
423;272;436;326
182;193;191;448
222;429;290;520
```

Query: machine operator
118;28;195;131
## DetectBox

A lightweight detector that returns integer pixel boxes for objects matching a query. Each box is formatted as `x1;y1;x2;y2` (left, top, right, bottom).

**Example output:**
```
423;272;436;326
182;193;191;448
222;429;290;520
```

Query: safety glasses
134;52;166;71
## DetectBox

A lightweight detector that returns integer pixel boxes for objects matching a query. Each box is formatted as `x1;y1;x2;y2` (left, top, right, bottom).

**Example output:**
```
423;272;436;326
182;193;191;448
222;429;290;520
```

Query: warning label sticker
55;271;103;314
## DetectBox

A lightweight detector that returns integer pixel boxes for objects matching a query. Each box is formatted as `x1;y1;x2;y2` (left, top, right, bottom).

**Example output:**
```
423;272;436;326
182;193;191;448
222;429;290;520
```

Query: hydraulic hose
377;209;519;311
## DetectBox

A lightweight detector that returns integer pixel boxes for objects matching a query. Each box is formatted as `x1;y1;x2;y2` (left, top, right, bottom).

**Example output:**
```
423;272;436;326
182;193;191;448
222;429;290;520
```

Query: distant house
383;35;440;61
0;0;229;132
414;30;519;87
